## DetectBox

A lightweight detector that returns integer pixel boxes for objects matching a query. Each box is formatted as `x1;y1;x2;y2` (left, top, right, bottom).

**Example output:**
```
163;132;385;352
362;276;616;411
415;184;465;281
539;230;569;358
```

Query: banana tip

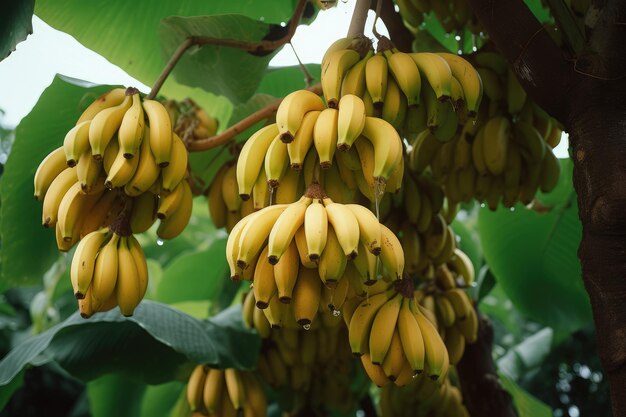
327;99;338;109
122;153;134;159
320;161;332;170
267;255;279;265
239;194;251;202
370;247;382;256
255;301;269;309
74;292;85;300
158;161;170;168
279;133;294;144
278;296;291;304
66;160;77;167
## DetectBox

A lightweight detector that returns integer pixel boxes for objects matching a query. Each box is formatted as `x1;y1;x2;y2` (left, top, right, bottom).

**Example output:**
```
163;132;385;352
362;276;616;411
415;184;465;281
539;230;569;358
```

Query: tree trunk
466;0;626;415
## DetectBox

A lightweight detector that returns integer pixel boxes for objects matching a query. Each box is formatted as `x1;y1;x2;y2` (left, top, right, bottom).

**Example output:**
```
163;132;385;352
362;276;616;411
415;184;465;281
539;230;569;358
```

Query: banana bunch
408;51;563;209
345;280;450;386
321;35;483;142
186;365;267;417
379;375;470;417
395;0;482;34
166;98;220;142
71;228;148;318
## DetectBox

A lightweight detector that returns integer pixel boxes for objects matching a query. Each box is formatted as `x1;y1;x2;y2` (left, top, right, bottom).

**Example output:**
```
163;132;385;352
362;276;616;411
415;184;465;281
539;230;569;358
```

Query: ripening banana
379;225;404;280
304;198;328;261
90;233;120;309
472;126;489;175
381;328;407;381
292;267;322;327
412;300;449;380
365;52;388;106
89;94;133;158
294;226;317;268
105;146;140;189
540;150;560;193
287;111;318;170
79;191;120;238
57;182;103;242
63;121;91;167
34;147;68;201
512;120;546;163
124;126;160;196
353;241;379;284
398;297;425;372
321;48;361;108
142;99;173;167
102;140;119;174
274;240;300;303
341;50;373;97
267;196;311;264
161;133;188;191
369;293;403;364
156;180;193;240
381;76;408;130
360;117;404;181
224;368;246;411
323;198;360;259
384;49;421;106
116;236;142;316
318;225;348;284
276;90;326;143
157;181;185;219
361;353;391;387
203;369;225;414
118;92;145;159
337;94;366;151
346;204;381;254
237;124;280;198
348;287;396;355
236;204;288;270
476;67;505;101
76;88;127;124
313;108;339;169
70;228;110;299
274;167;303;205
76;148;103;193
410;53;452;100
444;288;473;321
186;365;207;411
252;168;270;210
41;167;78;228
482;116;511;176
436;52;483;117
130;192;157;234
265;135;289;189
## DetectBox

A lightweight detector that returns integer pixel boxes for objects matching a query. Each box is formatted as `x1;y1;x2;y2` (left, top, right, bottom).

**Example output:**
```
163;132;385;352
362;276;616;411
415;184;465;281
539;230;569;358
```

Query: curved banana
142;99;173;167
369;293;402;364
237;124;279;198
287;111;318;170
341;50;373;97
105;146;140;189
398;297;425;372
436;52;483;116
348;287;396;355
292;267;322;327
161;133;188;191
385;49;421;106
34;146;68;201
365;52;388;106
236;204;288;269
124;126;160;196
274;240;300;303
323;198;360;259
379;225;404;280
203;369;225;414
63;121;91;167
91;233;120;309
412;300;449;381
321;48;361;108
76;148;103;193
267;196;311;264
360;117;404;180
304;198;328;261
70;228;110;299
116;236;142;316
118;92;145;159
264;135;289;189
313;108;339;169
410;53;452;100
346;203;382;255
89;94;132;158
482;116;511;176
337;94;366;150
276;90;326;143
318;225;348;284
254;246;278;306
157;181;185;219
156;180;193;240
186;365;207;411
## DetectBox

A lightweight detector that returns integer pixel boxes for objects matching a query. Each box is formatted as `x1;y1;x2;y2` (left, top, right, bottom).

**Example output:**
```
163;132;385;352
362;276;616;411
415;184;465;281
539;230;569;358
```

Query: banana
161;133;188;191
294;226;317;268
41;167;77;227
403;102;427;136
222;162;241;213
482;116;511;176
504;141;523;190
203;369;225;414
70;228;110;299
341;50;373;97
385;49;421;106
265;135;289;188
472;125;489;175
409;129;442;174
287;111;318;170
410;53;452;100
349;288;396;355
186;365;207;411
353;241;379;284
379;225;404;280
361;353;391;387
304;198;328;261
444;288;472;321
156;181;193;240
118;92;145;158
435;295;456;327
337;94;366;151
91;233;120;309
412;300;449;380
226;215;252;280
432;102;458;142
237;124;280;198
63;121;92;167
424;214;447;258
57;182;104;242
322;48;361;108
369;293;403;364
323;162;354;203
436;52;483;116
318;225;348;284
102;139;119;174
381;329;406;381
252;168;270;210
400;223;421;275
241;373;267;417
274;240;300;303
445;325;466;366
474;52;508;75
313;108;339;169
457;306;478;343
80;191;119;238
507;67;527;114
116;236;142;316
323;198;360;259
403;175;421;224
416;193;432;234
34;147;68;201
263;293;284;328
476;67;505;101
89;94;132;158
224;368;245;411
105;146;140;189
236;204;288;270
253;304;272;338
267;196;311;264
77;88;128;124
142;99;173;167
127;235;148;298
346;204;381;254
124;126;160;196
365;52;388;106
540;150;560;193
157;181;184;219
274;166;303;204
381;76;408;130
398;297;425;373
76;148;103;193
360;117;404;181
276;90;326;143
292;267;322;327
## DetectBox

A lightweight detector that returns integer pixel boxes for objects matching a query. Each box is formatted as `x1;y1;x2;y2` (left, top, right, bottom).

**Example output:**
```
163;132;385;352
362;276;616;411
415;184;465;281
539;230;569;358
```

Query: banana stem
347;0;370;37
188;83;322;152
147;0;310;100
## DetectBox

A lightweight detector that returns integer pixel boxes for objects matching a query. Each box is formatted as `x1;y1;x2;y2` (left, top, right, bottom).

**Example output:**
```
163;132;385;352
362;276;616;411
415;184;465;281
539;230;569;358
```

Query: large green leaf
0;0;34;61
257;65;322;98
35;1;299;124
477;159;591;333
139;380;184;417
88;373;146;417
0;301;260;386
160;15;280;104
0;76;111;291
156;237;228;304
499;372;552;417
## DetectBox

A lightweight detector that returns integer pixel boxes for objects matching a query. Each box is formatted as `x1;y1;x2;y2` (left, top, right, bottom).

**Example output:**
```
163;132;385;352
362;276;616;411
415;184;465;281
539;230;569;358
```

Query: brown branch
147;0;309;99
348;0;371;37
371;0;413;52
457;309;517;417
466;0;579;127
188;84;322;152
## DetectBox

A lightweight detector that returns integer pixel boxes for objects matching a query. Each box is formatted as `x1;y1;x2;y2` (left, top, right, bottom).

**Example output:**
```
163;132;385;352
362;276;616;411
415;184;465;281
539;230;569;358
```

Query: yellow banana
76;148;103;193
236;204;288;269
323;198;360;259
346;203;381;254
34;146;68;201
412;300;449;380
385;49;421;106
57;182;104;242
341;50;373;97
142;99;173;167
276;90;326;143
186;365;207;411
294;226;317;268
381;328;406;381
381;76;408;130
222;162;241;213
321;48;361;108
379;225;404;280
226;215;252;280
304;198;328;261
89;94;132;158
124;126;160;196
349;288;396;355
76;88;127;124
252;167;270;210
337;94;366;150
203;369;224;414
161;133;187;191
70;228;110;299
436;52;483;116
127;235;148;299
41;167;78;227
482;116;511;176
274;240;300;303
118;92;145;158
360;117;404;180
292;267;322;327
313;108;339;169
409;129;441;173
116;236;142;316
318;225;348;284
267;196;311;264
156;180;193;240
274;166;302;204
361;353;391;387
237;124;279;198
287;111;318;170
398;297;425;372
410;53;452;100
91;233;120;309
264;135;289;189
224;368;245;411
105;146;140;189
63;121;91;167
369;293;403;364
365;52;388;106
157;181;184;220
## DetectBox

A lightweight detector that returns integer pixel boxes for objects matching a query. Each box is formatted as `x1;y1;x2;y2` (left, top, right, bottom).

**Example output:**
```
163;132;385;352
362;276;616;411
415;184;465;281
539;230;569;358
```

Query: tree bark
467;0;626;416
457;312;517;417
